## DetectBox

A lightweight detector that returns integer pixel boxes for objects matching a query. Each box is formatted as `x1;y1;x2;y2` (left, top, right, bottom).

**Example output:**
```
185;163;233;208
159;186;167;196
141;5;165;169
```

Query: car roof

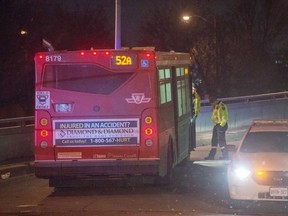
249;120;288;132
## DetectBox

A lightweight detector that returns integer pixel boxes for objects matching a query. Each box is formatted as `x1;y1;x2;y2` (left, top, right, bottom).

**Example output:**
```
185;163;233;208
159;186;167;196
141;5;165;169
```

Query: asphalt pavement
0;127;247;181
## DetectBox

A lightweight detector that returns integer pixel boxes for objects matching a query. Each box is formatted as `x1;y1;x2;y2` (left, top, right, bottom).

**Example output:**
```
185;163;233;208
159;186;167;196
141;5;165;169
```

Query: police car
227;120;288;201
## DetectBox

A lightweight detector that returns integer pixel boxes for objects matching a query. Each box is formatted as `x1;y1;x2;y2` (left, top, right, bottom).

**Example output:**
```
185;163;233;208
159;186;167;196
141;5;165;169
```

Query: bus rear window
42;64;133;94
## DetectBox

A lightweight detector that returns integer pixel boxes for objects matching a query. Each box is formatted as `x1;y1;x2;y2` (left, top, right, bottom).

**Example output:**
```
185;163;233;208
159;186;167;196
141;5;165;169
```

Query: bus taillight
40;118;48;126
40;141;48;148
145;116;153;124
145;127;153;136
40;130;48;137
142;113;156;148
145;139;153;146
144;116;153;134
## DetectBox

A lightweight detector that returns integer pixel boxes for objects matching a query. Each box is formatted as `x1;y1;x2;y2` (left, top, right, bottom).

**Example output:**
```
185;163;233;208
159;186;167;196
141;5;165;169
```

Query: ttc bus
34;48;195;186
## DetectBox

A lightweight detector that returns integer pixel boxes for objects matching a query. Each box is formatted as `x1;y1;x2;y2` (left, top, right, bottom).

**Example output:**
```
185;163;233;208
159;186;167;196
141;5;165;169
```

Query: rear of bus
34;49;160;183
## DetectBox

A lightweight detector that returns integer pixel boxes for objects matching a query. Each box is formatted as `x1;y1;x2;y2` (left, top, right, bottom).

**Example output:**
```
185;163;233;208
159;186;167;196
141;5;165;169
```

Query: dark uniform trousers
207;123;228;159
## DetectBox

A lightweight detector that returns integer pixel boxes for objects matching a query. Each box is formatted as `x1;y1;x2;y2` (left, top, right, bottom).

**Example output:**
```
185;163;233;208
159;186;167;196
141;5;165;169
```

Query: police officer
190;85;201;151
205;96;229;160
192;85;201;121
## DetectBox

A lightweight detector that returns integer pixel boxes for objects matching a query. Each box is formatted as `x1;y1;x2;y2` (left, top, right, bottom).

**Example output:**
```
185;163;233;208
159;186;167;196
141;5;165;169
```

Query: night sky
2;0;286;119
98;0;231;47
99;0;168;47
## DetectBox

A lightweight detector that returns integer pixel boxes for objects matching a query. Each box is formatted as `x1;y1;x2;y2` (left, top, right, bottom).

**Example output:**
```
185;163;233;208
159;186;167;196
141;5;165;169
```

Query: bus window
158;68;172;104
43;64;133;94
176;67;190;117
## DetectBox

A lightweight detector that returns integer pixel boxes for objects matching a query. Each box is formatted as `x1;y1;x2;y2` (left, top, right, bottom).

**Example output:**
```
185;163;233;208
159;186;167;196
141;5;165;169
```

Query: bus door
172;66;192;161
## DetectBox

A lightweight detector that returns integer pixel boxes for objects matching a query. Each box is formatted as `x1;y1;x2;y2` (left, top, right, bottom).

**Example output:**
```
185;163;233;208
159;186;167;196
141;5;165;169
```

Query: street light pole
115;0;121;50
182;14;218;91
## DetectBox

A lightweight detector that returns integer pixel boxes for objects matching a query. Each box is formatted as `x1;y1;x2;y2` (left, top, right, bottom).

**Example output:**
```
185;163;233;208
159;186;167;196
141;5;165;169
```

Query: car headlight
233;167;251;180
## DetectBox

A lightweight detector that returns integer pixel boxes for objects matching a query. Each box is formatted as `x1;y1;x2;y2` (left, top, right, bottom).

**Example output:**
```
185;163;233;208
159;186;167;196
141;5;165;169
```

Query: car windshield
240;131;288;153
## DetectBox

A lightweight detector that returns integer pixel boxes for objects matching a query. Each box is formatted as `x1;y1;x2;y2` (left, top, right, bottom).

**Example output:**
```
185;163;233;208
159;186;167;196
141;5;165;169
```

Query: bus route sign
111;54;137;68
53;119;139;146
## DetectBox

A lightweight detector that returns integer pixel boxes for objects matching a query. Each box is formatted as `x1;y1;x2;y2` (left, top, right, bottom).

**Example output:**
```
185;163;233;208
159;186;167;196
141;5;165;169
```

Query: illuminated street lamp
20;30;28;35
182;15;191;23
182;15;215;27
182;14;218;80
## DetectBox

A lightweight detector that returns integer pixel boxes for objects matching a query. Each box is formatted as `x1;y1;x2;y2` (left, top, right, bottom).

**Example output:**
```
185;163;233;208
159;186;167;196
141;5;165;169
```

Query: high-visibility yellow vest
193;91;201;116
211;101;228;127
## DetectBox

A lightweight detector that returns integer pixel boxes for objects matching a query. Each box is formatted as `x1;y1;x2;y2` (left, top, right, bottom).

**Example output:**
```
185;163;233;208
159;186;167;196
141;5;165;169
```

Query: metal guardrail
0;91;287;129
197;91;288;133
0;116;34;132
0;91;288;128
201;91;288;106
0;116;34;161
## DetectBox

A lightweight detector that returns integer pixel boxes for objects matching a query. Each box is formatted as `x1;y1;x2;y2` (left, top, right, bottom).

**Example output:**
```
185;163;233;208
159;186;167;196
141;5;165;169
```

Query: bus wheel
155;140;173;186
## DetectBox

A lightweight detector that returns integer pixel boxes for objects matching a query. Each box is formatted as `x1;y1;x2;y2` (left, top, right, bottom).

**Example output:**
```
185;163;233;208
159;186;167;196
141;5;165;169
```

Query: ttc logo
125;93;151;104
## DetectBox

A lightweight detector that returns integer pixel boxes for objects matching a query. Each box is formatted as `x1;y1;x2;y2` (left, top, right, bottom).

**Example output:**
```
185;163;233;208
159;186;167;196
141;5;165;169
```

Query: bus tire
155;139;173;186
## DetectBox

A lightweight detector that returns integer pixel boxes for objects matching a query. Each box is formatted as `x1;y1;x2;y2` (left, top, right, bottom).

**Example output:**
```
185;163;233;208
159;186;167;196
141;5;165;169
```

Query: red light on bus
146;53;151;57
80;51;85;56
92;51;97;56
40;130;48;137
145;128;153;136
105;51;110;56
39;55;44;59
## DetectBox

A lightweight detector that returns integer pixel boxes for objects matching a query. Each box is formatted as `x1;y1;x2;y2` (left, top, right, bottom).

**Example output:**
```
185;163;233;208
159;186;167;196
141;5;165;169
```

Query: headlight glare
233;167;251;180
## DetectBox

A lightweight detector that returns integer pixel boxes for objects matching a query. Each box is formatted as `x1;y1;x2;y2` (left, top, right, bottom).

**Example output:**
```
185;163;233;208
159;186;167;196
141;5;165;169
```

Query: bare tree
223;0;288;96
139;0;288;97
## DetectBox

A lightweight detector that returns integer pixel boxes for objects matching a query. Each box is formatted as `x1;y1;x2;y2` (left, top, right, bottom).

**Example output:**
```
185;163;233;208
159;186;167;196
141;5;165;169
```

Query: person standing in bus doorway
190;84;201;151
205;96;229;160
